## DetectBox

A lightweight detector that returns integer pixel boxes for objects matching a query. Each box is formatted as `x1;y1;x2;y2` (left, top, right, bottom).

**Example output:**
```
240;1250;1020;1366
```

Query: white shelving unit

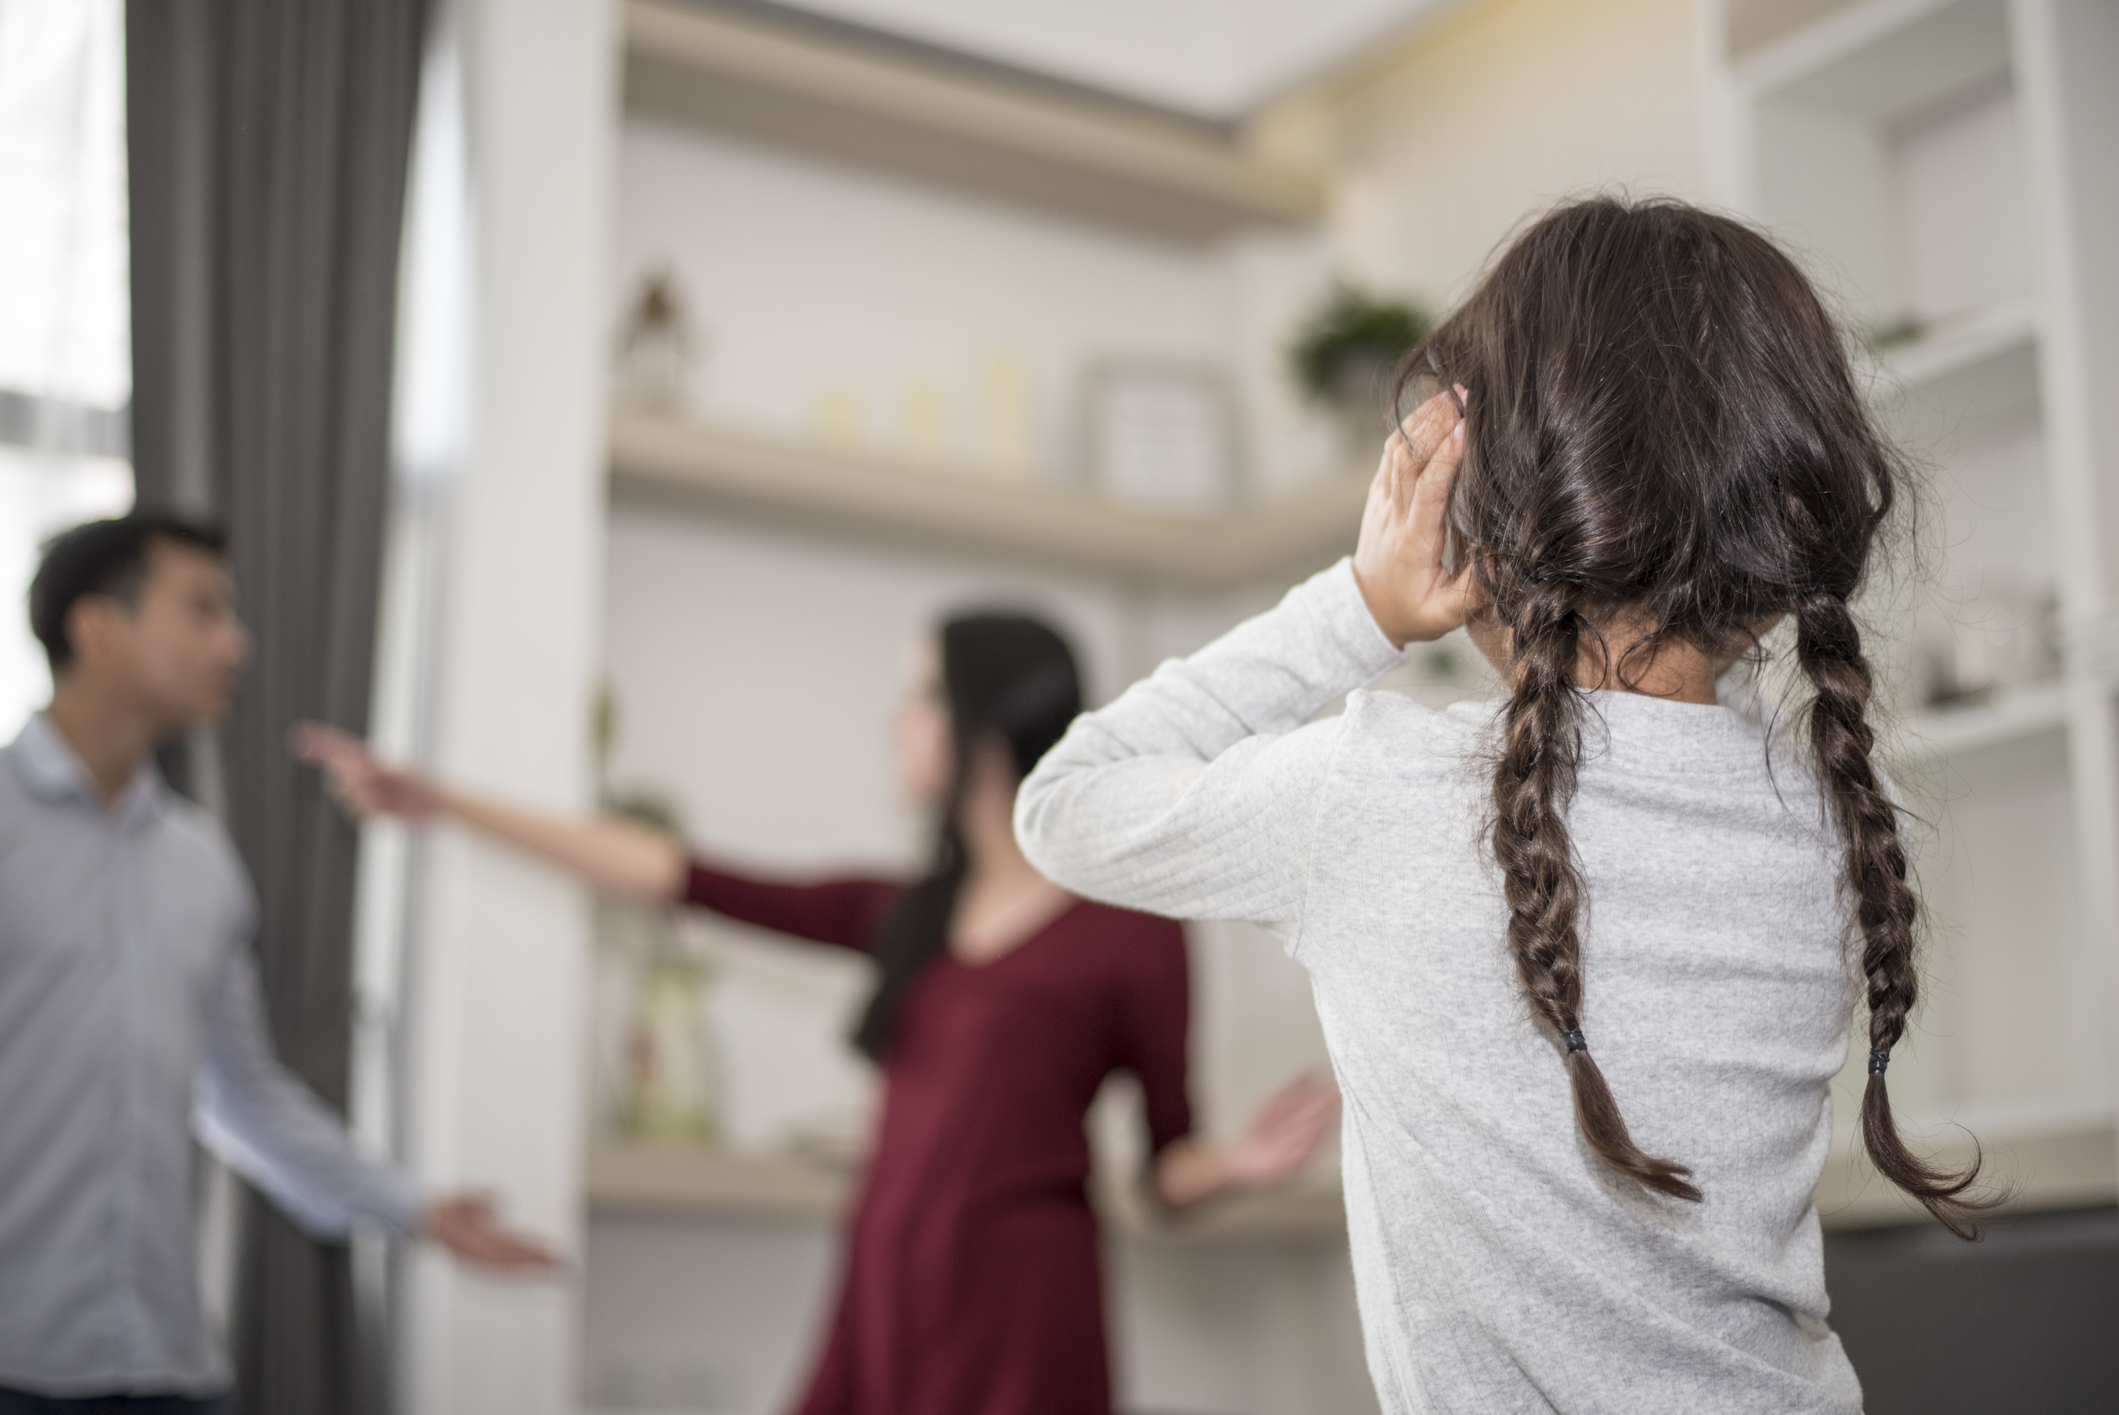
1710;0;2119;1224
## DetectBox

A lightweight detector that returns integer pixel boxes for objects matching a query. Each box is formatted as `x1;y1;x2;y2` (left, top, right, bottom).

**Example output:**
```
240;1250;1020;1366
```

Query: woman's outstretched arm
294;723;685;902
296;725;897;950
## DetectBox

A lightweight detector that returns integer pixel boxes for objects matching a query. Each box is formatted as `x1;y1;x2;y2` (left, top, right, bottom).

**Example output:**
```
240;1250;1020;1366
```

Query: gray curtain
126;1;430;1411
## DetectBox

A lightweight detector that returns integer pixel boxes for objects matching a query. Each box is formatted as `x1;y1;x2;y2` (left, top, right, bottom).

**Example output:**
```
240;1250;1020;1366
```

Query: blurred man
0;515;555;1414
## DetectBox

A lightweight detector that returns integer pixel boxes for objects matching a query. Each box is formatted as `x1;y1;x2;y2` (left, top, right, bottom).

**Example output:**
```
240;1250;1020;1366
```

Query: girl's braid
1492;583;1702;1202
1795;590;1992;1236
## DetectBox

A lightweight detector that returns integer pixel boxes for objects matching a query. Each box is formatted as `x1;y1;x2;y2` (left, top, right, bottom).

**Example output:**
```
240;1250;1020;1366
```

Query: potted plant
1287;281;1434;451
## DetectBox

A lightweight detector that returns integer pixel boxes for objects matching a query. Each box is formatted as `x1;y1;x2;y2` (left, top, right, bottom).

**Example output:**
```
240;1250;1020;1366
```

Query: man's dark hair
30;513;228;672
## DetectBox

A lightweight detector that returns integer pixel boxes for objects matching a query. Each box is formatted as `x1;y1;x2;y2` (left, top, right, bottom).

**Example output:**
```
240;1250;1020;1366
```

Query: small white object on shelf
614;267;701;417
1082;360;1239;515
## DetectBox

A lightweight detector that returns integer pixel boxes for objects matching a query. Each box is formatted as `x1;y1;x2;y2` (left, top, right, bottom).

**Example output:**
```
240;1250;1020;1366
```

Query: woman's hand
1352;390;1475;648
1222;1071;1340;1187
293;721;443;821
1151;1072;1340;1209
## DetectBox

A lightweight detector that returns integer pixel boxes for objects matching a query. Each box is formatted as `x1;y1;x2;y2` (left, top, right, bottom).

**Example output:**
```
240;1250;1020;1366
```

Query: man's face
70;541;250;734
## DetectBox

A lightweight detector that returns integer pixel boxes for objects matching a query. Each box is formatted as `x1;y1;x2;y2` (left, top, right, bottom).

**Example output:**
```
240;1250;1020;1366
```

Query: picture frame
1080;360;1240;515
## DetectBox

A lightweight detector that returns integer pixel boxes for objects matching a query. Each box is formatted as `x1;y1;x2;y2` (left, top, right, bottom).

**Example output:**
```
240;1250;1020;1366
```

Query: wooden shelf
584;1142;1346;1241
622;0;1324;244
1815;1116;2117;1231
587;1141;850;1222
608;414;1370;590
1094;1169;1347;1243
1892;681;2071;763
588;1129;2115;1239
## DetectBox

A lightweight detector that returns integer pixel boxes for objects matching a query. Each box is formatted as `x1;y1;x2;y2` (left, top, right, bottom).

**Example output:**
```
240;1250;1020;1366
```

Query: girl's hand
1223;1072;1340;1188
1352;391;1475;648
292;721;444;821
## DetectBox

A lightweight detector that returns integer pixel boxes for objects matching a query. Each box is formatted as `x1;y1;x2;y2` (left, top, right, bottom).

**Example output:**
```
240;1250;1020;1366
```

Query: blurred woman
299;610;1334;1415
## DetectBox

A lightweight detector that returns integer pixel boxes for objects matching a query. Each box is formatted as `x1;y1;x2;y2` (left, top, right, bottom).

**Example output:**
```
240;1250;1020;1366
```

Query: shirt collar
8;711;175;826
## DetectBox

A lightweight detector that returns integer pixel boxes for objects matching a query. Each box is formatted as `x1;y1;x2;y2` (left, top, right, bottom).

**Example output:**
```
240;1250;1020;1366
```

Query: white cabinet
1709;0;2119;1223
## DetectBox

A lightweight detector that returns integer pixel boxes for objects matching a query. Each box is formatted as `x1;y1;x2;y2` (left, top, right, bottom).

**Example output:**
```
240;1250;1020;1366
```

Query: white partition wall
1705;0;2119;1222
391;1;618;1411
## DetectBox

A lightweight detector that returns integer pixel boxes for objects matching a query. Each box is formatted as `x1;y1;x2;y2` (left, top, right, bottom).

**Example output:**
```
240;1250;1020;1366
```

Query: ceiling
763;0;1447;119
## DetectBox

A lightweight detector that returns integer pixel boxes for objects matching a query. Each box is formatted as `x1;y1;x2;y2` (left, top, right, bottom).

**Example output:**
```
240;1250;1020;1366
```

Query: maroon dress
683;861;1193;1415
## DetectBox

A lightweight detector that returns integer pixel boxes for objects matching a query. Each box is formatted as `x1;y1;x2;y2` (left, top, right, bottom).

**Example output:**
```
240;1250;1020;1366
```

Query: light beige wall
1260;0;1709;308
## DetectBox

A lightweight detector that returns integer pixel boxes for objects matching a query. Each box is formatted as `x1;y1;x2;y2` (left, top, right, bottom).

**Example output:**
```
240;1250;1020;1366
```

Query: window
0;0;134;738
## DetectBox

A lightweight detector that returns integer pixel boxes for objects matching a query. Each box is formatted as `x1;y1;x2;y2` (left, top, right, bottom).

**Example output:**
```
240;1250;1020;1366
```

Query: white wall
614;118;1345;500
393;1;617;1411
1272;0;1708;306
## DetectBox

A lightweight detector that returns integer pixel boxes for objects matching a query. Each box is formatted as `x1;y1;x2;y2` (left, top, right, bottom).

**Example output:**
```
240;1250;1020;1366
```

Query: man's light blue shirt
0;714;420;1398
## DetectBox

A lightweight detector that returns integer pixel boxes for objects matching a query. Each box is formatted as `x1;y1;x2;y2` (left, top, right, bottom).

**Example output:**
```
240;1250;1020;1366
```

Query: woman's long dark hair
851;613;1083;1060
1399;196;1993;1235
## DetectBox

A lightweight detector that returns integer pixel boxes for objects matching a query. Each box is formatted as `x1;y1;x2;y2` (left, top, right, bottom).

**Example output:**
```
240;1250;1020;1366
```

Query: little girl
1016;197;1988;1413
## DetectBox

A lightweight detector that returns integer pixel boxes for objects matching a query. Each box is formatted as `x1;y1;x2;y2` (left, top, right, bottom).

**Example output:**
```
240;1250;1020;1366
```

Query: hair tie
1868;1047;1891;1076
1562;1028;1588;1055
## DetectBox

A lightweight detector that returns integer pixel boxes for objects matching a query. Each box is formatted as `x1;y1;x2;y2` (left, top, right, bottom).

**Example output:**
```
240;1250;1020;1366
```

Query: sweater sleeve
197;947;423;1239
681;859;902;953
1015;559;1403;944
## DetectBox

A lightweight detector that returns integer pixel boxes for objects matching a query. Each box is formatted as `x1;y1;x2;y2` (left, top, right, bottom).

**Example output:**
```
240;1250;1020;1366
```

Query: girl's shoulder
1337;688;1498;766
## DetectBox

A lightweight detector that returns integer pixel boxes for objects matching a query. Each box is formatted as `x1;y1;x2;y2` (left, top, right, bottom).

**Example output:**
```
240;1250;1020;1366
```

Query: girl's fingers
1397;393;1461;465
1382;396;1461;517
1408;420;1465;558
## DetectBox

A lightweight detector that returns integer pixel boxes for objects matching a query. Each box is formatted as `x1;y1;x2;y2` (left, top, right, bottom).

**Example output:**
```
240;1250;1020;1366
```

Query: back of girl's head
1402;196;1991;1233
1420;196;1895;648
853;610;1081;1061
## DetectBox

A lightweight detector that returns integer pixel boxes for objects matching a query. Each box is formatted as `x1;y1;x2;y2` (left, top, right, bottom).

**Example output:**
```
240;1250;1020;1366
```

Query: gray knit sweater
1017;560;1865;1415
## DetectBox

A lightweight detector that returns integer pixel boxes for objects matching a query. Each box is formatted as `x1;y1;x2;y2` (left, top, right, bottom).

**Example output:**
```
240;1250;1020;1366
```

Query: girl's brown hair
1400;196;1992;1236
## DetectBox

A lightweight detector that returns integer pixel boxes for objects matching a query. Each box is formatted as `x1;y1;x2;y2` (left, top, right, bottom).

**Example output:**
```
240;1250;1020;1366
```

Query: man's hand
1223;1072;1340;1188
421;1190;564;1273
1352;390;1475;648
292;721;444;822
